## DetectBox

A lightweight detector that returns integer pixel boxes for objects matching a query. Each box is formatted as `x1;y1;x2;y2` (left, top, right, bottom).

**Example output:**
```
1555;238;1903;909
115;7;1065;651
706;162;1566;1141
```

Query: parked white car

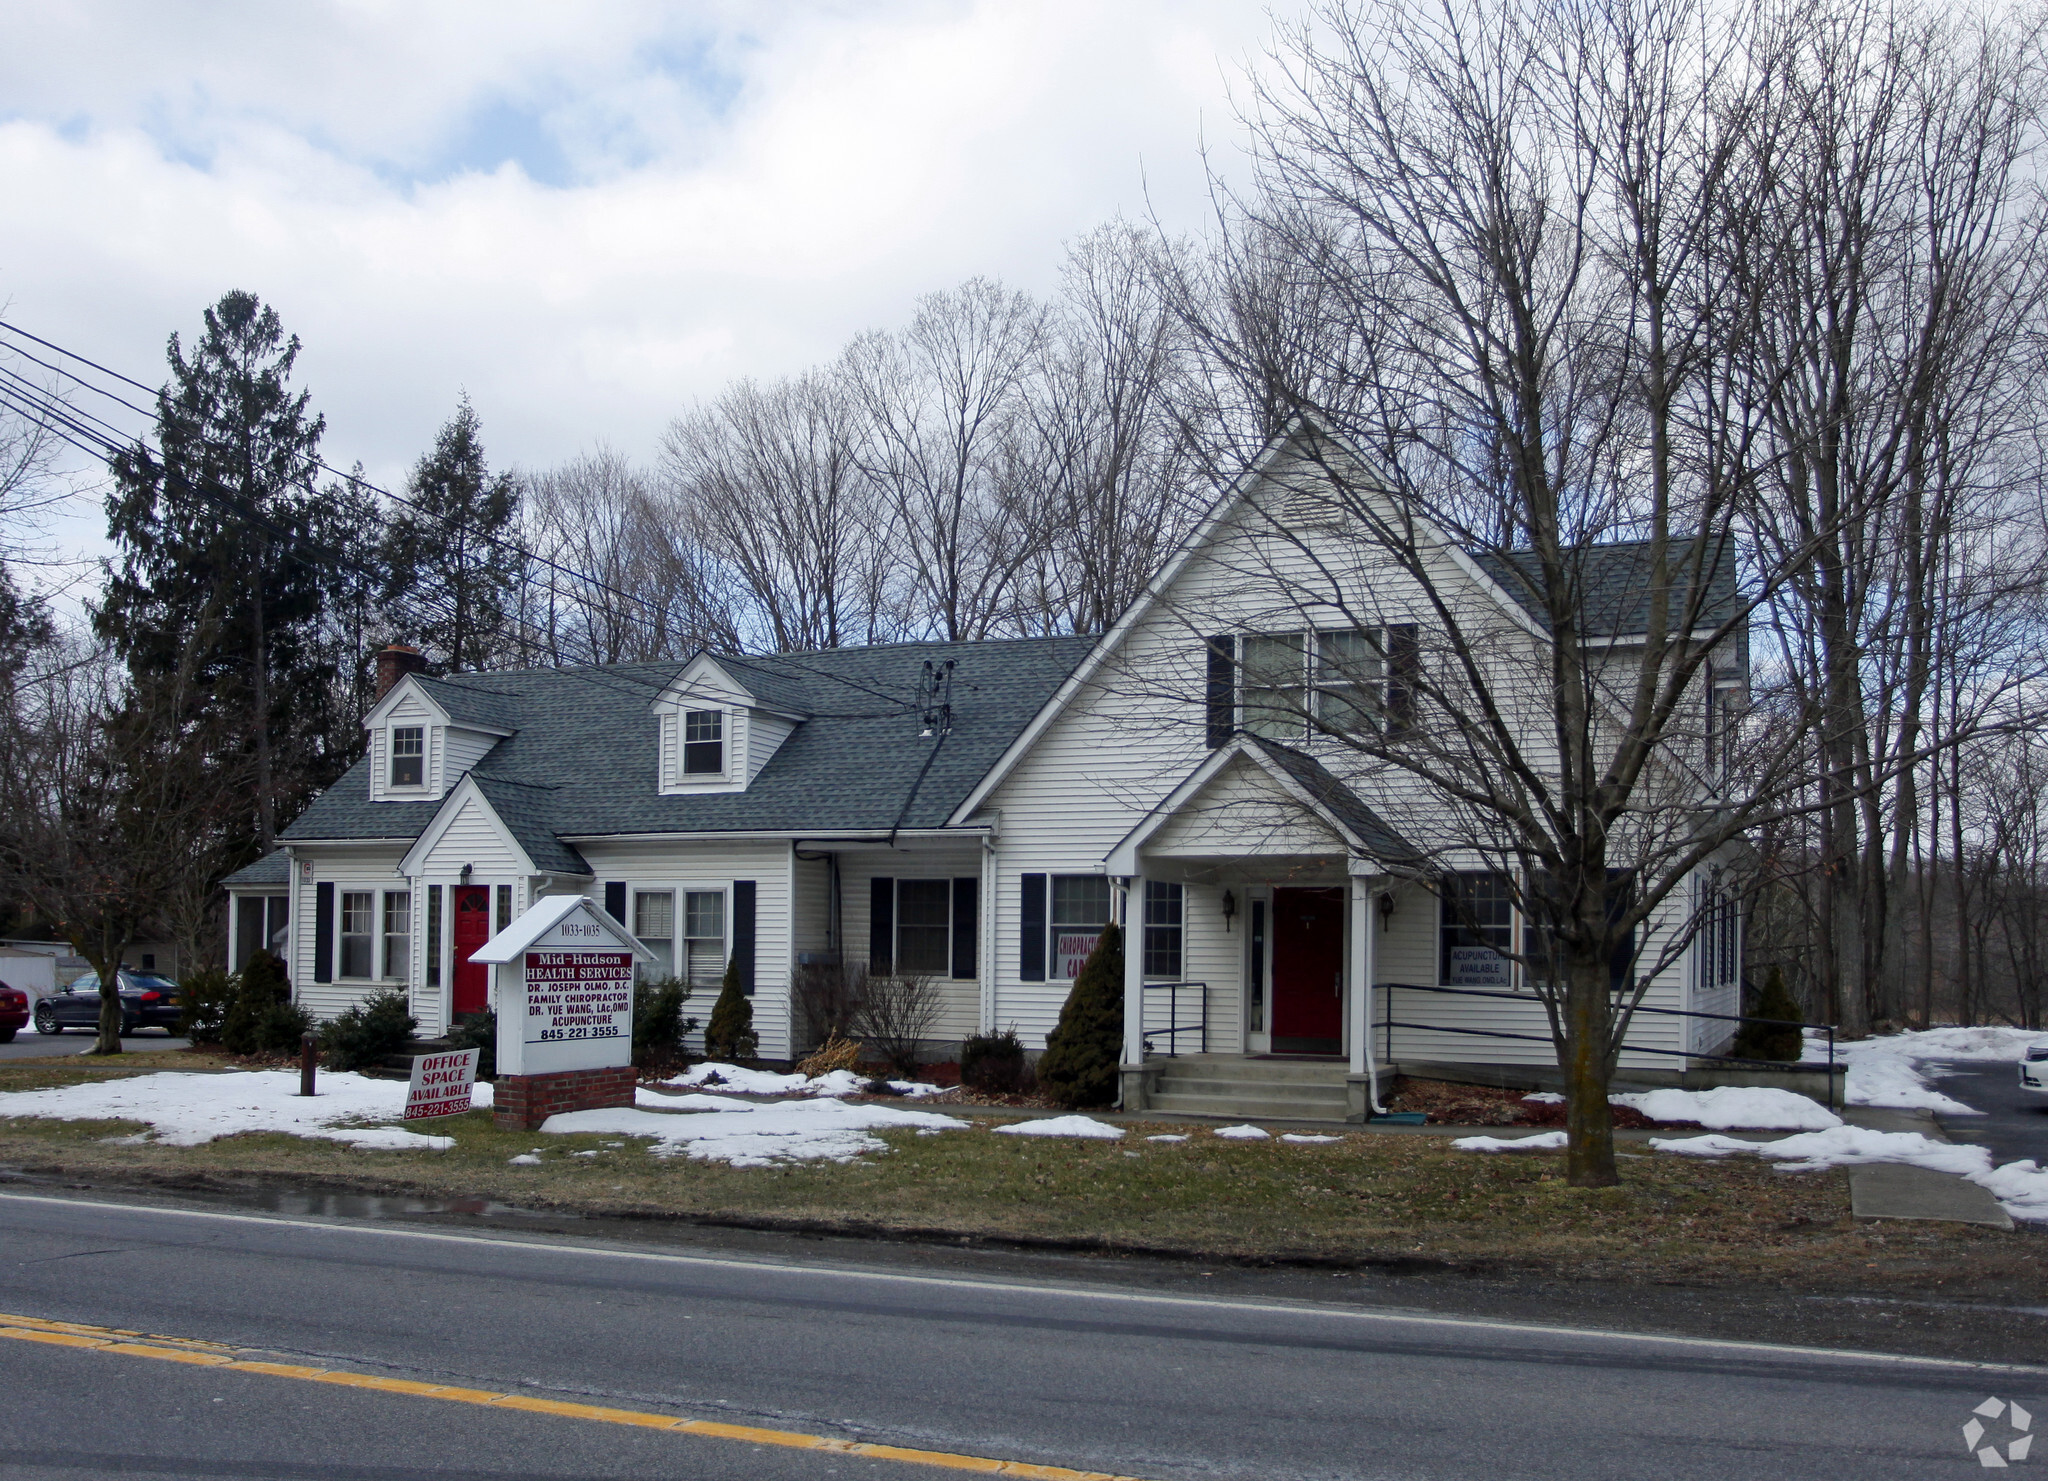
2022;1046;2048;1097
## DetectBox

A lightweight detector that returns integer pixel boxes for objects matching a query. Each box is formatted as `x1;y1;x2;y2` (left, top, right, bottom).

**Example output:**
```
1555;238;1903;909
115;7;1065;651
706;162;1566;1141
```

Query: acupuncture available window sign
403;1048;480;1120
524;947;633;1044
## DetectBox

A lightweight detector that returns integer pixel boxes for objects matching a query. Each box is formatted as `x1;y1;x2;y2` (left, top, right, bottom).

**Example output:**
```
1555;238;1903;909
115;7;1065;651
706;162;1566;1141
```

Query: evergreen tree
381;399;523;671
704;958;758;1062
1732;966;1805;1063
96;291;377;860
1036;923;1123;1108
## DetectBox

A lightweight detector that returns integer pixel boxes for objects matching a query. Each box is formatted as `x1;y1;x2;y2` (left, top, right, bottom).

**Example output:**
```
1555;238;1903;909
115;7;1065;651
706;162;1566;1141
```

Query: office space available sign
523;950;633;1044
404;1048;480;1120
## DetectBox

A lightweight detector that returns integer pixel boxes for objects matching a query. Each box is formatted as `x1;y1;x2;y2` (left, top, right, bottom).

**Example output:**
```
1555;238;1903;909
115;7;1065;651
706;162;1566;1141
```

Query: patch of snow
992;1115;1124;1140
470;1080;494;1109
0;1070;454;1150
660;1062;943;1099
542;1097;966;1167
1146;1133;1188;1143
508;1153;543;1165
1611;1087;1841;1131
1213;1125;1270;1140
1281;1133;1341;1144
1650;1124;2048;1222
1802;1025;2048;1114
1522;1092;1564;1104
1453;1131;1569;1152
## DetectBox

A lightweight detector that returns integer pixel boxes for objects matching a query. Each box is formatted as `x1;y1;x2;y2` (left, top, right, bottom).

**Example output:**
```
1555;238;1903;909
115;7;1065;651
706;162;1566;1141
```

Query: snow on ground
1146;1133;1188;1143
661;1062;943;1098
1651;1125;2048;1223
1612;1087;1841;1131
0;1070;454;1150
1454;1131;1569;1152
1282;1134;1341;1144
991;1115;1123;1140
1522;1092;1564;1105
543;1097;966;1167
1214;1125;1270;1140
1804;1025;2048;1114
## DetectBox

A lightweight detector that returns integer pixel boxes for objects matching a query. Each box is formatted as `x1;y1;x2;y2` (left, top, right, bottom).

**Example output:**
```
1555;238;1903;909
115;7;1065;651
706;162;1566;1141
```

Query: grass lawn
0;1058;2034;1292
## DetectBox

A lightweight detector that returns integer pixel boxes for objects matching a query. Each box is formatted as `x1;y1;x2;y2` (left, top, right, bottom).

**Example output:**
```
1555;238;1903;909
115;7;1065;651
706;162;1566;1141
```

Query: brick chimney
374;644;427;701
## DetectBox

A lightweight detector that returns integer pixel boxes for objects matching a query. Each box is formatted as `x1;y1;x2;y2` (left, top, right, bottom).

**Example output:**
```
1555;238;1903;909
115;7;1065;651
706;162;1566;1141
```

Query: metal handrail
1141;980;1208;1057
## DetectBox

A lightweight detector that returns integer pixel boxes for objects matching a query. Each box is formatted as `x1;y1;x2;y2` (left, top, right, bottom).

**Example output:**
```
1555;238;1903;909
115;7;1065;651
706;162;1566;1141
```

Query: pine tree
1037;923;1124;1108
704;958;758;1063
381;399;523;671
1732;966;1805;1063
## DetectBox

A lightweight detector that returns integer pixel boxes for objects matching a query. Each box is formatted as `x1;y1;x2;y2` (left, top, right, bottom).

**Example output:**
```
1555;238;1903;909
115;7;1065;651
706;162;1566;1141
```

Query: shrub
853;971;944;1075
792;959;864;1050
796;1031;862;1078
633;976;698;1072
1036;923;1123;1108
321;987;417;1072
961;1026;1032;1094
704;959;758;1062
446;1010;497;1081
221;951;311;1057
1732;966;1805;1063
177;967;236;1045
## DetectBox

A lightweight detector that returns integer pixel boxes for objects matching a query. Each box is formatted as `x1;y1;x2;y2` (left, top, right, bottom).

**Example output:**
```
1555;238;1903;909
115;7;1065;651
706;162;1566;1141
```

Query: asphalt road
0;1192;2038;1480
1933;1057;2048;1167
0;1030;187;1061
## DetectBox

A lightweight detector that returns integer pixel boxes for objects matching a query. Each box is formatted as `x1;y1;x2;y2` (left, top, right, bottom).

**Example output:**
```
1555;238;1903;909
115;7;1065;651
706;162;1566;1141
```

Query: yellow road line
0;1310;1149;1480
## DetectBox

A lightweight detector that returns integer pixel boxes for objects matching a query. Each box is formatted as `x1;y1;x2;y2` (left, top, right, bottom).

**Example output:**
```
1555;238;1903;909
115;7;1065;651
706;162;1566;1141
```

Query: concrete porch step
1150;1055;1350;1085
1149;1074;1349;1105
1147;1092;1350;1122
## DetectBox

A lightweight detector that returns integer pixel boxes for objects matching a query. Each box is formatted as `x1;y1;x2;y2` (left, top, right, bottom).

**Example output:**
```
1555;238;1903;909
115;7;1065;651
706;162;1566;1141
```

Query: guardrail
1141;981;1208;1057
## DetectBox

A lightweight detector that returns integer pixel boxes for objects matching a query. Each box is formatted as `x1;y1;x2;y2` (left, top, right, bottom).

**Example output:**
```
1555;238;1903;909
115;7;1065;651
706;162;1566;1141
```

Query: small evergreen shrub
961;1026;1032;1094
1036;923;1124;1109
704;959;758;1062
633;976;698;1072
446;1010;497;1080
321;987;417;1072
1732;966;1805;1062
221;951;311;1056
177;967;236;1045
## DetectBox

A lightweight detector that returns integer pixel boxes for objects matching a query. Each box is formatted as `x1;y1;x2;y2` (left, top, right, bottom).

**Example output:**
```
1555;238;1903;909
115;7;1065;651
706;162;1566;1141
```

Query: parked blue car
32;971;183;1036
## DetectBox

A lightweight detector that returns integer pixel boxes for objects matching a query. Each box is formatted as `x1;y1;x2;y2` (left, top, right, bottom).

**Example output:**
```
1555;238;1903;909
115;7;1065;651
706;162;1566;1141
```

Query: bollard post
300;1031;317;1097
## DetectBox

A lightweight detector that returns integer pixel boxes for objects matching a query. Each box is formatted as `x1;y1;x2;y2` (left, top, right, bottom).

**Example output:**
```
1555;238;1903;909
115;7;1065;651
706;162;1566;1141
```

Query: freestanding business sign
404;1047;480;1120
469;895;654;1130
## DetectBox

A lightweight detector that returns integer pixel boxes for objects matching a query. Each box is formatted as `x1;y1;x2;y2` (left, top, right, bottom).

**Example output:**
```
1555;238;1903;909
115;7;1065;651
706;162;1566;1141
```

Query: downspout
1357;875;1388;1116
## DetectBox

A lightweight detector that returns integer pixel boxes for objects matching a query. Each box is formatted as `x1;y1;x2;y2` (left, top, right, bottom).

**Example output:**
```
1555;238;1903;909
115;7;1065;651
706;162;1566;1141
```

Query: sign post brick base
492;1065;636;1131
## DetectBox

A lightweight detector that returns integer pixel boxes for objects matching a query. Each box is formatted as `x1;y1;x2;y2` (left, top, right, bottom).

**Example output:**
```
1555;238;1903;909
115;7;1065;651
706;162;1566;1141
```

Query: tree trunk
1562;955;1619;1189
253;537;273;852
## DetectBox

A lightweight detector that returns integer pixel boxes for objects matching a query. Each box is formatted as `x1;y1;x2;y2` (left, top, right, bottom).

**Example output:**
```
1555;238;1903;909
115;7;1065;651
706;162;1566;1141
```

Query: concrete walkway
1842;1107;2012;1230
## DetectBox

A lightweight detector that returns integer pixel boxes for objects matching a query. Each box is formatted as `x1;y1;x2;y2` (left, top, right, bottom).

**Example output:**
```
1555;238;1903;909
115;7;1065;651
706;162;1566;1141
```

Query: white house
225;425;1749;1120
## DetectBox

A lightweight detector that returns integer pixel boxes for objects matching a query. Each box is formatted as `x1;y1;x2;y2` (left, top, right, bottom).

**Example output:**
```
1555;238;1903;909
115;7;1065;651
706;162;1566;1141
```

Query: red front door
452;886;492;1016
1270;887;1345;1054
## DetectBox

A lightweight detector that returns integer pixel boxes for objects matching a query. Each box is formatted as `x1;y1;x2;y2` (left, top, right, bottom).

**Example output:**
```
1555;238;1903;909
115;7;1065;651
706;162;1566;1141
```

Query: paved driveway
1930;1057;2048;1166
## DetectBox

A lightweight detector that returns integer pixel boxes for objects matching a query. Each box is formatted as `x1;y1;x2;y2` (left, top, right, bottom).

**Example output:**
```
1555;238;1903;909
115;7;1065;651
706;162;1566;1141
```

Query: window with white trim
894;880;952;975
683;890;726;988
635;890;675;982
1439;872;1513;987
1142;880;1184;978
389;726;425;788
1237;627;1416;739
682;710;724;776
1050;876;1113;981
381;891;410;980
340;891;375;979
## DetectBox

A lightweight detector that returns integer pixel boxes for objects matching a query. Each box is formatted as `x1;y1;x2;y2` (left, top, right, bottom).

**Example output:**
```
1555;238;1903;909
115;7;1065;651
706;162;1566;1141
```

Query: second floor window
683;710;724;775
390;726;424;787
1235;627;1418;741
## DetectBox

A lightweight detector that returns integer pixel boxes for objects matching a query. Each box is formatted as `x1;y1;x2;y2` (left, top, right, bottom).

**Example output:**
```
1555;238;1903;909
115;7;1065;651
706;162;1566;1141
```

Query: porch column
1119;874;1150;1112
1346;872;1380;1121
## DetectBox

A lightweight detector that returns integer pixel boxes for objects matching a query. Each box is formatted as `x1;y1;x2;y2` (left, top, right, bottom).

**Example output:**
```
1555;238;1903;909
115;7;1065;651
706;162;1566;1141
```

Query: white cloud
0;0;1272;587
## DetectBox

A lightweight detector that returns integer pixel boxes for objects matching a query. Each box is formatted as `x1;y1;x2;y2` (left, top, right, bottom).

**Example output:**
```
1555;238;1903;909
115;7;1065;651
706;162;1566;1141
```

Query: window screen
390;726;424;787
683;710;724;775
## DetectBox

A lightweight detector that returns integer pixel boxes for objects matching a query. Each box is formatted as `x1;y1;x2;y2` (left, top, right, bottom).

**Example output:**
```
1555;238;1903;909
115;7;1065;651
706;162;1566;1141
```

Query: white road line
0;1188;2038;1375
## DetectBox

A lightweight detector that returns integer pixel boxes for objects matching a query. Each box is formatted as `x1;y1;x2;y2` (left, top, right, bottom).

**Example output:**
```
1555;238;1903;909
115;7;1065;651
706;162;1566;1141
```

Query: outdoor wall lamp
1221;888;1237;932
1377;890;1396;932
460;863;473;882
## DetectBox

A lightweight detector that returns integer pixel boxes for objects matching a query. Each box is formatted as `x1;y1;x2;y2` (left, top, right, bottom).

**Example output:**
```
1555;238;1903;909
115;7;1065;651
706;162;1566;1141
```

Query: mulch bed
1385;1077;1680;1130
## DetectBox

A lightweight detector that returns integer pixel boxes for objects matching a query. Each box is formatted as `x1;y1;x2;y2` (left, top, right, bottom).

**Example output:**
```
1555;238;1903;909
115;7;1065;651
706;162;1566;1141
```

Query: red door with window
452;886;492;1015
1270;887;1344;1054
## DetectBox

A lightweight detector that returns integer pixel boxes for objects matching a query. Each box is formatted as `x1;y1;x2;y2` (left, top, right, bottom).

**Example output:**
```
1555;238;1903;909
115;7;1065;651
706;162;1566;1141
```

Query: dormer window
683;710;724;775
390;726;425;788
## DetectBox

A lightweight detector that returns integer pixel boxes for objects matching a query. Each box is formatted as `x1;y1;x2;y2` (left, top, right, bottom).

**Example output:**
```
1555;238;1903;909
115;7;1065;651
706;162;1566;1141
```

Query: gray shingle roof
283;637;1090;849
469;776;590;876
418;674;523;732
221;853;291;889
1248;739;1423;866
1472;537;1741;636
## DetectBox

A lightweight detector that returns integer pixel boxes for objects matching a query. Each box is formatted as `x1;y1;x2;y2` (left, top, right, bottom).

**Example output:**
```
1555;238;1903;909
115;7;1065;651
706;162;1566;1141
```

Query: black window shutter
604;881;626;923
733;880;757;996
869;877;894;974
1020;873;1046;981
313;882;334;984
1386;624;1419;733
951;877;978;981
1205;635;1236;747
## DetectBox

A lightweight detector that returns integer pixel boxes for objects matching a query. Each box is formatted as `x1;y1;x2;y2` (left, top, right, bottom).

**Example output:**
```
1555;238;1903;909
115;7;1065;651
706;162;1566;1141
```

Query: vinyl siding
836;850;983;1045
439;727;499;790
289;845;409;1025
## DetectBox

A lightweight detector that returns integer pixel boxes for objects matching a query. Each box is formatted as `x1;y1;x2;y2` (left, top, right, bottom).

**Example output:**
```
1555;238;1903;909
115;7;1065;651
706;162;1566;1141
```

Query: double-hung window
340;891;375;979
1050;876;1113;980
1315;629;1382;733
1142;880;1184;978
1236;627;1418;739
683;891;726;988
1440;872;1513;987
390;726;424;788
635;890;676;982
1240;634;1307;739
894;880;952;975
381;891;410;980
682;710;724;776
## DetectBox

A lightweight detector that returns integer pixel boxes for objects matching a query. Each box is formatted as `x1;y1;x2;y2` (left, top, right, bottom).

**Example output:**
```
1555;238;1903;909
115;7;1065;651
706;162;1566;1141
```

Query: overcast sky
0;1;1279;590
